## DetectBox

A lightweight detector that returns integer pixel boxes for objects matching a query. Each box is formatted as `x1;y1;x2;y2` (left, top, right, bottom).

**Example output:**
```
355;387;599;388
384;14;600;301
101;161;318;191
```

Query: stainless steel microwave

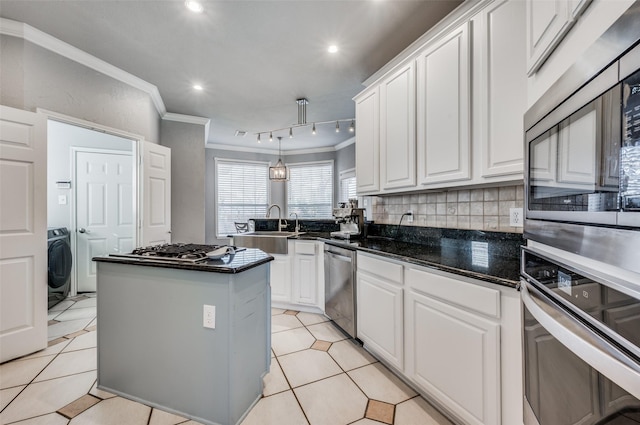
524;11;640;274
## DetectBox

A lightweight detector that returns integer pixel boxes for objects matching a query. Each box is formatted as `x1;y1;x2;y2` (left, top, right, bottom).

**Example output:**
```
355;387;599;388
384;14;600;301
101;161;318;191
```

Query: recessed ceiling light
193;84;203;91
328;45;338;54
185;1;204;13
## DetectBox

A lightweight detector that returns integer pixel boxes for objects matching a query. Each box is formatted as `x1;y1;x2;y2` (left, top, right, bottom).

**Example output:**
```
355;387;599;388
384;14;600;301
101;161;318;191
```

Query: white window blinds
287;161;333;218
216;160;269;236
339;169;357;203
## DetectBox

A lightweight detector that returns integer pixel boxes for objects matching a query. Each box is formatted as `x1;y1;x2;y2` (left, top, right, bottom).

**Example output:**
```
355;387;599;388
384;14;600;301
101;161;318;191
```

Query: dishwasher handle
325;250;353;264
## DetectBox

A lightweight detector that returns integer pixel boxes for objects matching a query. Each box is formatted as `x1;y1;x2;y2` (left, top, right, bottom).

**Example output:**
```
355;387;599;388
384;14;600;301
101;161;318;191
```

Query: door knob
79;228;88;233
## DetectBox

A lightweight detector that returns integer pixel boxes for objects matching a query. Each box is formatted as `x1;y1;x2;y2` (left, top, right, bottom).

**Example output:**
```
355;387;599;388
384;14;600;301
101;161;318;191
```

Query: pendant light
269;137;289;181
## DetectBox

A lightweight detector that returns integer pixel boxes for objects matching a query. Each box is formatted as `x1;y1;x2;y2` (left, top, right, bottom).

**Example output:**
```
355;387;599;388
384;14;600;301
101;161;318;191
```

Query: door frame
71;147;135;295
37;109;144;295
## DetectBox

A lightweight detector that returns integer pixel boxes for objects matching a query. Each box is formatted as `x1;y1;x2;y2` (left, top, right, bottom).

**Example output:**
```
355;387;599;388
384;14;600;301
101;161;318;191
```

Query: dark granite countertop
93;248;273;274
244;220;522;287
321;235;521;288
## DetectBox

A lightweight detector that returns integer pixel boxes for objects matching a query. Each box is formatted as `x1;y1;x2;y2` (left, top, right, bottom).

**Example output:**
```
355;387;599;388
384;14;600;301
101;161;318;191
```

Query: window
216;159;269;236
339;168;357;203
287;161;333;218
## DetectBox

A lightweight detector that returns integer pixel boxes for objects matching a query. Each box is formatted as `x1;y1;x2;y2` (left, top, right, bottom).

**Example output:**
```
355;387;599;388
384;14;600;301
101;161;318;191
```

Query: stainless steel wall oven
521;246;640;425
524;2;640;275
523;4;640;424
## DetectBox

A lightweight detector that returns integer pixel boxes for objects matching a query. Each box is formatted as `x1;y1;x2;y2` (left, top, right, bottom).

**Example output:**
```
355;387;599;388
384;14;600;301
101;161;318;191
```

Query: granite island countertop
93;248;273;274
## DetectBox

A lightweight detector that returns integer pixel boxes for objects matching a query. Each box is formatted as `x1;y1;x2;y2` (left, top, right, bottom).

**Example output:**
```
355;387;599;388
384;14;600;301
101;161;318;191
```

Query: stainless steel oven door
522;281;640;425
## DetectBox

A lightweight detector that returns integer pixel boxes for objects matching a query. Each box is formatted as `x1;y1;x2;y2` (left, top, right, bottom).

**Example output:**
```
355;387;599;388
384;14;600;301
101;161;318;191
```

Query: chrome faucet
266;204;287;231
289;212;299;233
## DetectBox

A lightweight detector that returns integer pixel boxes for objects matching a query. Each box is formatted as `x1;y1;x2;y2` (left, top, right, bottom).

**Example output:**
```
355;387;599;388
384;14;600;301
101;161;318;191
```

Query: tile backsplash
368;184;524;234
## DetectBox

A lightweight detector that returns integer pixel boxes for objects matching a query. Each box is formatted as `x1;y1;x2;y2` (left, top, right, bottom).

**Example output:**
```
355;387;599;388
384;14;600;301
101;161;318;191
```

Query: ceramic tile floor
1;296;454;425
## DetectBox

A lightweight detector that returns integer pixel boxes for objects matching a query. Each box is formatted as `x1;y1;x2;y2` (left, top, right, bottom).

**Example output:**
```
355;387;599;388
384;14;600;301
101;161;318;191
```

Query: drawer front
358;252;403;284
295;240;316;255
405;267;500;319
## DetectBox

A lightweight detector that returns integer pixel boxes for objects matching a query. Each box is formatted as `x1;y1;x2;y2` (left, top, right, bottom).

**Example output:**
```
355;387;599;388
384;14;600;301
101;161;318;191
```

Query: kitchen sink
232;231;305;254
245;231;303;237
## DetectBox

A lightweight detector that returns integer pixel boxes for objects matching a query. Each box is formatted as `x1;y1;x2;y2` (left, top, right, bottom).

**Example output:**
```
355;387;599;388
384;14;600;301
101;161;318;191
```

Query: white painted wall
47;120;134;230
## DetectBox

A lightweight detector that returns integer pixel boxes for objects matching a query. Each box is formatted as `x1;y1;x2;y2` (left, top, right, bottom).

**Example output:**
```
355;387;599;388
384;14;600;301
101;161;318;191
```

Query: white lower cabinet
271;240;324;313
405;285;500;425
270;252;292;303
357;254;523;425
292;240;323;307
357;253;404;371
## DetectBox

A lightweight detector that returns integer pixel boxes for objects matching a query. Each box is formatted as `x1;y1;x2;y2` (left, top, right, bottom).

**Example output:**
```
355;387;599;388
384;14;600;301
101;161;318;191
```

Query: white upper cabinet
354;87;380;194
473;0;526;180
526;0;571;76
380;63;416;190
416;21;471;185
354;0;527;195
525;0;592;76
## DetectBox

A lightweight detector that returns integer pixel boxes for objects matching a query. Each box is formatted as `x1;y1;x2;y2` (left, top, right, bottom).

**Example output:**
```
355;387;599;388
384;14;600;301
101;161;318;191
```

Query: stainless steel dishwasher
324;243;357;338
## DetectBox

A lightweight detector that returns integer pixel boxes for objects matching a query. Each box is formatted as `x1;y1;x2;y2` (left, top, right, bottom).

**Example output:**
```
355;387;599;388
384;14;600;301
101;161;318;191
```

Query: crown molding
162;112;211;142
334;137;355;151
206;143;279;155
285;146;336;155
206;141;351;155
362;0;484;87
0;17;167;116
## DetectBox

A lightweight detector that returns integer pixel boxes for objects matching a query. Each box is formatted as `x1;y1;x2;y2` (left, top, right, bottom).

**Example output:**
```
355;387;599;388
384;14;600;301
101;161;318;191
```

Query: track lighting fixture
253;98;354;143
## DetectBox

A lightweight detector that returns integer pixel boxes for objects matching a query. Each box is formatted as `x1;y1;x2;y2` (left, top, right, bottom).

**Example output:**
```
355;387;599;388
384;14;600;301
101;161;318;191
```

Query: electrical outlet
509;208;523;227
203;305;215;329
407;211;413;223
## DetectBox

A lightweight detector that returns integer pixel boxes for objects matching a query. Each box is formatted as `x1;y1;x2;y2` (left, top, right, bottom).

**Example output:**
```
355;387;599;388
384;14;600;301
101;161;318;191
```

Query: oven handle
521;281;640;399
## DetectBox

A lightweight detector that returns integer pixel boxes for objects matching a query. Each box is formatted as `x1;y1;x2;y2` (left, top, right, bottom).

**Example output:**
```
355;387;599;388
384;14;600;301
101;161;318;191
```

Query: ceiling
0;0;462;151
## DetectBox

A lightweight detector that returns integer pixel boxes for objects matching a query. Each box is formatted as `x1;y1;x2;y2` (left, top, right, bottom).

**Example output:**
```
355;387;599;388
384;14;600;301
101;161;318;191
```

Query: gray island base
94;251;272;425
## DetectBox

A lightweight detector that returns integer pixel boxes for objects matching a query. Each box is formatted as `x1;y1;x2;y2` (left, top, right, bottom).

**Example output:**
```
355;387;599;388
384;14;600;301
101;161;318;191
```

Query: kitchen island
94;247;273;425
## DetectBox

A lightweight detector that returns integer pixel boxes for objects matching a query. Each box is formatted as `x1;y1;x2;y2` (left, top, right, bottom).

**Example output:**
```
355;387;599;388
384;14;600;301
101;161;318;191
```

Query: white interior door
141;142;171;246
0;105;47;362
76;151;134;292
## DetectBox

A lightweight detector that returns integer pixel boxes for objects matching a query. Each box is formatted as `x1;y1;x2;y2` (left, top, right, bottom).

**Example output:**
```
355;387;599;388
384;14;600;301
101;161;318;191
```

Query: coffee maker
330;200;365;239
